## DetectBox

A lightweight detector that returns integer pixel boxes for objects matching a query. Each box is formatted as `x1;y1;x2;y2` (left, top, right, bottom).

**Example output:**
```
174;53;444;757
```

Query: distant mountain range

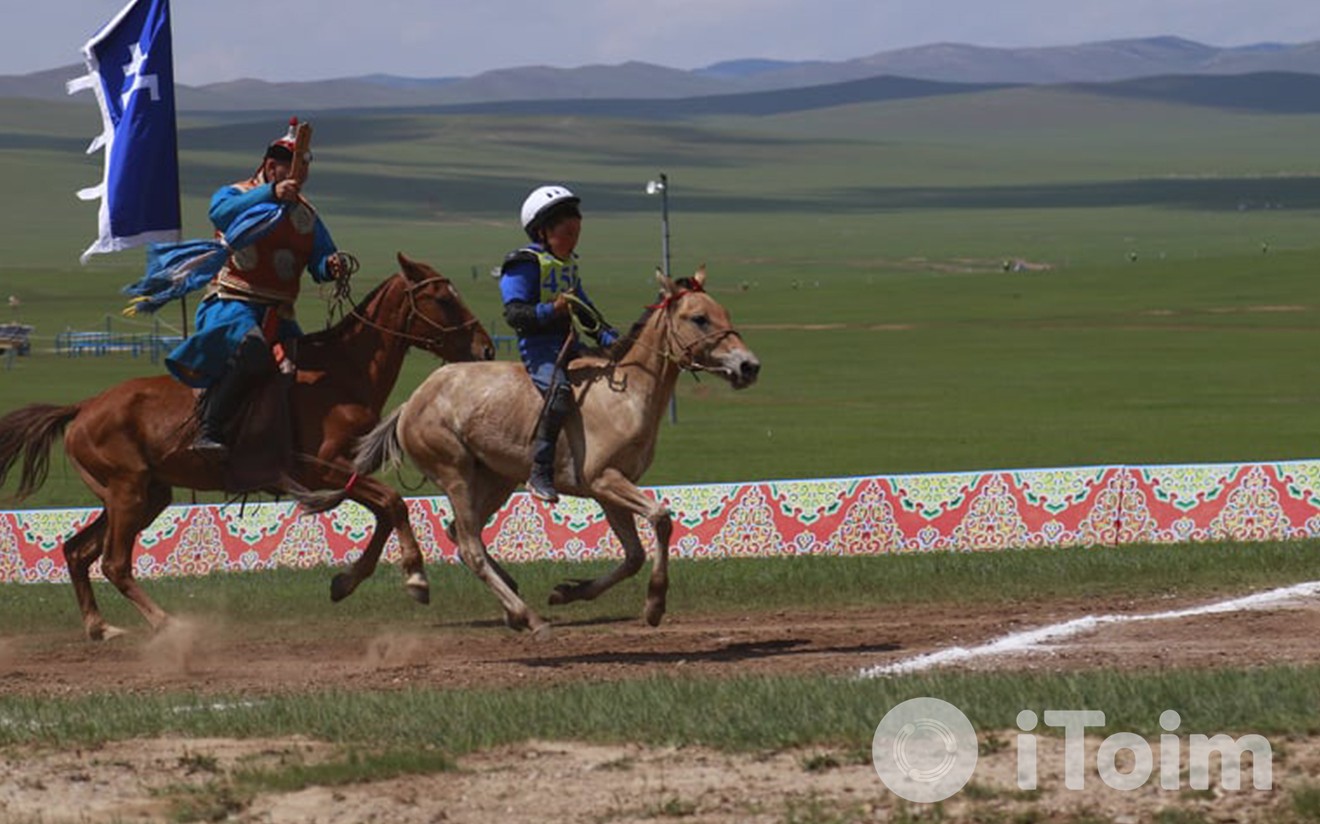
3;36;1319;113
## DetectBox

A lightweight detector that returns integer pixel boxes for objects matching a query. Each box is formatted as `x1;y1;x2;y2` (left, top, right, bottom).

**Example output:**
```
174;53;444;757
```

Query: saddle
223;369;294;493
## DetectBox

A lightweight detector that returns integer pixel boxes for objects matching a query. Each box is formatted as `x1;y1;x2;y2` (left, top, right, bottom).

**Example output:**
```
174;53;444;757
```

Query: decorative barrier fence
3;460;1319;584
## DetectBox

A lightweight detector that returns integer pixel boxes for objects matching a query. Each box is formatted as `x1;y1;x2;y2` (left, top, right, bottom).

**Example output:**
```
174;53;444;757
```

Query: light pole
646;173;677;423
646;173;670;278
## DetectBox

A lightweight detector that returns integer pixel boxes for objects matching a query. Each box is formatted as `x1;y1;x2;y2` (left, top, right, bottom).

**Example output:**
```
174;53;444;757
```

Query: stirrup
190;434;229;457
527;468;559;503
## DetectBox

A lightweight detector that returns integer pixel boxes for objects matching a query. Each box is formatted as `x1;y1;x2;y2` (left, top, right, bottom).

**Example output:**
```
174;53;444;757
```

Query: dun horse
0;253;493;640
332;268;759;634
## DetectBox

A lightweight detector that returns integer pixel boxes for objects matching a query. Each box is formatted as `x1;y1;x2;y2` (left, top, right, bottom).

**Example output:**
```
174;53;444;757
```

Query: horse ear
692;265;707;289
655;267;677;296
397;252;421;282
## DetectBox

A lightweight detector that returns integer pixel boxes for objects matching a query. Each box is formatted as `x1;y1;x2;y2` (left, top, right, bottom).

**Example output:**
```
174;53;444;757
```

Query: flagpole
167;0;185;335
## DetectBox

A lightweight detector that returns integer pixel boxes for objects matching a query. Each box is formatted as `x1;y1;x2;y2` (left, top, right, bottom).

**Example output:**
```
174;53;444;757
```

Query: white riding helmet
520;185;580;238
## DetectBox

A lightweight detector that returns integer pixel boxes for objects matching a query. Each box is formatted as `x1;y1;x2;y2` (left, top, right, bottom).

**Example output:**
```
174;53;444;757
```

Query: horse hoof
404;573;431;606
505;611;550;634
548;578;592;606
89;624;127;641
644;599;666;627
330;573;354;603
530;623;555;642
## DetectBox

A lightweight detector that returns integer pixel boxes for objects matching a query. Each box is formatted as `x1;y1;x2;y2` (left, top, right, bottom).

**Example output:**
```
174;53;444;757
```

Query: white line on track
858;580;1320;679
171;700;264;714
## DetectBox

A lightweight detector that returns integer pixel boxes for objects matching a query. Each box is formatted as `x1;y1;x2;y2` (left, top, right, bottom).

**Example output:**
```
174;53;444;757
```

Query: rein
322;252;361;325
561;292;606;337
342;275;480;349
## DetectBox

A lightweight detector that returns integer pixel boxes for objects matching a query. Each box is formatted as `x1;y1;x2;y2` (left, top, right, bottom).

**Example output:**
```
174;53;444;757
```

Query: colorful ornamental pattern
3;461;1319;584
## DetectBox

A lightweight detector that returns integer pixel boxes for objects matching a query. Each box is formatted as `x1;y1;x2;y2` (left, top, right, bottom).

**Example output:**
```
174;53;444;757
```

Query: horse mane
296;276;394;363
602;278;700;361
602;304;657;361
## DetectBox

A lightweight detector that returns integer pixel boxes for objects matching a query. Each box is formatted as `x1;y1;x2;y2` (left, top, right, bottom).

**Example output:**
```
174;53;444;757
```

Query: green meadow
1;87;1318;508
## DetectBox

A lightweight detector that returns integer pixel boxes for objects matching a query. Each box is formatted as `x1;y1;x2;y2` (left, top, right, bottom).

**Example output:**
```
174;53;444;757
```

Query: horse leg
549;502;645;605
392;494;431;602
465;469;522;596
448;477;549;635
97;481;174;635
437;470;521;595
648;509;673;627
549;469;674;625
328;475;430;605
62;512;115;640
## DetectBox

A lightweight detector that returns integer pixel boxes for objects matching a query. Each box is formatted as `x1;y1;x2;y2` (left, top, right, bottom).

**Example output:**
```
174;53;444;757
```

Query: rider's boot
528;381;574;503
192;333;272;456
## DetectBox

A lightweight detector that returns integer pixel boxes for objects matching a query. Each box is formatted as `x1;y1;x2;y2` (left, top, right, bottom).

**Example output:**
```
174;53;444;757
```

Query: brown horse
333;267;759;634
0;253;494;640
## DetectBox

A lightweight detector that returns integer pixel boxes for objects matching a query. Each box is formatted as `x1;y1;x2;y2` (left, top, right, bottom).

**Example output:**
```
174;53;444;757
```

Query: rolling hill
3;37;1319;113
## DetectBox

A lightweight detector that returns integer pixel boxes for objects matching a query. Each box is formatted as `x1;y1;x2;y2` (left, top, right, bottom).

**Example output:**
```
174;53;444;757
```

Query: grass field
1;88;1318;506
5;540;1320;638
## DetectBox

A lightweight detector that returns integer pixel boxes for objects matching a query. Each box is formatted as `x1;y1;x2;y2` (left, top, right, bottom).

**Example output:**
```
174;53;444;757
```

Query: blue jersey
499;244;615;387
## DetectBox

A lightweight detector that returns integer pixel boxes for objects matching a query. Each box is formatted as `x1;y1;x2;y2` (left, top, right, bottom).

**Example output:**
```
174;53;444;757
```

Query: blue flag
67;0;180;263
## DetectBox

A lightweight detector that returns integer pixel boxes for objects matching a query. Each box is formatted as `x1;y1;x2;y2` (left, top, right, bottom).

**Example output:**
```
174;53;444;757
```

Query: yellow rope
561;292;605;337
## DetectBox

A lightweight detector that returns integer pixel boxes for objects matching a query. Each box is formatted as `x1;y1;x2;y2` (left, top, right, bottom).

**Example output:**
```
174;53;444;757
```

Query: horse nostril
741;360;760;379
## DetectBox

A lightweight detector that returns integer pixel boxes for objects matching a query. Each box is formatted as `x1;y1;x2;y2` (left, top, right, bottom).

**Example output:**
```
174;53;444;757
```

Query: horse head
395;252;495;362
656;266;760;389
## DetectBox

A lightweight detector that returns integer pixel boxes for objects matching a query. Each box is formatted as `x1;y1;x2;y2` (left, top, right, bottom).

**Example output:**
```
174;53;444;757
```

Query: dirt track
8;594;1320;697
3;594;1319;822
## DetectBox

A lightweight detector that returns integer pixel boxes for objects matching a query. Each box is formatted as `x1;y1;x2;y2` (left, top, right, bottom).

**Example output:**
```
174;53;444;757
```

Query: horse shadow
508;638;902;669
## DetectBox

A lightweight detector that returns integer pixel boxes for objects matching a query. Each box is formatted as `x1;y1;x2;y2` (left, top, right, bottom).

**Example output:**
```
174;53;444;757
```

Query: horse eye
691;314;710;328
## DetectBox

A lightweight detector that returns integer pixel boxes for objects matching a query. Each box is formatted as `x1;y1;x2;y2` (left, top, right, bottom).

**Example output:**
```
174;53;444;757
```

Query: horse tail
295;407;408;516
0;403;80;501
355;405;406;476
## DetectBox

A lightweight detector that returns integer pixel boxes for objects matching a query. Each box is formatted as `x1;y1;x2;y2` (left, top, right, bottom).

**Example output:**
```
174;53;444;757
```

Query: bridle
347;274;481;351
666;318;741;374
638;285;742;374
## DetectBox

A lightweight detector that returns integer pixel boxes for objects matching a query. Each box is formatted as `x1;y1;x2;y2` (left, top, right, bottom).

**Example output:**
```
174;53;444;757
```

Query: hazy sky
7;0;1320;85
